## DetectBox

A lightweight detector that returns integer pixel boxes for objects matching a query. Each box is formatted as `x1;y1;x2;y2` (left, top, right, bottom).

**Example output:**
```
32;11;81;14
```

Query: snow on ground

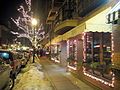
13;63;53;90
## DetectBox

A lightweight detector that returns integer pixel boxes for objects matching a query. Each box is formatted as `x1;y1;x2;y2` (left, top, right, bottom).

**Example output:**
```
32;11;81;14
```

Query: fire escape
44;0;108;45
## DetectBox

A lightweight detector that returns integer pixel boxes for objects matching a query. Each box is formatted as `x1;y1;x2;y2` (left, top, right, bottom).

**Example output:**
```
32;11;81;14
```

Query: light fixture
31;18;37;26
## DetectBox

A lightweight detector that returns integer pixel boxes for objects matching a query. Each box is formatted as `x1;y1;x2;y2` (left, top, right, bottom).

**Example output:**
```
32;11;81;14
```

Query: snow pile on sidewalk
13;63;53;90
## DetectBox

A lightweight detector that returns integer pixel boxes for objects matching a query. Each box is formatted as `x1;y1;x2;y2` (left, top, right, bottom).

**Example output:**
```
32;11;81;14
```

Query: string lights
83;67;115;87
82;32;115;88
67;64;77;70
67;39;77;71
11;0;45;42
83;32;86;62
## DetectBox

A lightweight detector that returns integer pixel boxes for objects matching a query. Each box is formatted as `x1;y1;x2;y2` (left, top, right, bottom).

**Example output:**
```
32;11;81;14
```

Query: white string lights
11;0;45;42
67;39;77;71
82;32;115;88
83;67;115;87
11;0;31;33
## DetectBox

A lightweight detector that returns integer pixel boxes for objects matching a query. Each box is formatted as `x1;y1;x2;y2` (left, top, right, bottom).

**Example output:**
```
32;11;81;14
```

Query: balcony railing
53;0;108;27
53;0;76;27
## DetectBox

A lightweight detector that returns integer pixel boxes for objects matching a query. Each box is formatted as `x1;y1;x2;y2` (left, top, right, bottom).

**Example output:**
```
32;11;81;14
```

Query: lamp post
31;18;37;63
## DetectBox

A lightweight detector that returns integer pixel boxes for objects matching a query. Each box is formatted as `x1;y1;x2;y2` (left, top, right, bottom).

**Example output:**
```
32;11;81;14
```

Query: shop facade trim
54;19;79;33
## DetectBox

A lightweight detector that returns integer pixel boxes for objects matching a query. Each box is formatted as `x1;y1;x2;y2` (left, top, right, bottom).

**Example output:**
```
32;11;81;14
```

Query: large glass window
83;32;112;81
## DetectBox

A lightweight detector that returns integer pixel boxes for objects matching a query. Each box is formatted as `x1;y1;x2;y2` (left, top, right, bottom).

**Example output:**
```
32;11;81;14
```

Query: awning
45;23;85;46
62;23;85;40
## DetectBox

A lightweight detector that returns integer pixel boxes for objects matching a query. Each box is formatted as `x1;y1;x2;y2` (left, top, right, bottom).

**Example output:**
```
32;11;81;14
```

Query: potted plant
67;54;74;63
90;62;100;74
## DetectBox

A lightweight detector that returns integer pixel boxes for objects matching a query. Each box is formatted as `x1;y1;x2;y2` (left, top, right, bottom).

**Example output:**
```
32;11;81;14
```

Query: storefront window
50;44;61;63
83;32;112;81
67;39;77;69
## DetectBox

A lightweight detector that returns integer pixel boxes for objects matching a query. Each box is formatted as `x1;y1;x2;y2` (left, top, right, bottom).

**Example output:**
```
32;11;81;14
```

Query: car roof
0;49;15;54
0;49;10;52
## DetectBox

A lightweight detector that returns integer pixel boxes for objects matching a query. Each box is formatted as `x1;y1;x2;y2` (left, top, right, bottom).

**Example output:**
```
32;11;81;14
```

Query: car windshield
0;51;10;60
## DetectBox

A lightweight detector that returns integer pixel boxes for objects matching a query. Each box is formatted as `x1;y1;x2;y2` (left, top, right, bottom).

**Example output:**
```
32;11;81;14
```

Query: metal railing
53;0;108;27
53;0;76;27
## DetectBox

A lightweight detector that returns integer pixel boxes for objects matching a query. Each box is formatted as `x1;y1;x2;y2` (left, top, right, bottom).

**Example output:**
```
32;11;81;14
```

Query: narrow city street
1;0;120;89
11;56;95;90
37;56;94;90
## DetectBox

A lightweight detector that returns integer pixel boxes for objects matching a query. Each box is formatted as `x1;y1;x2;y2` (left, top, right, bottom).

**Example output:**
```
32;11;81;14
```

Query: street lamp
32;18;37;26
31;18;37;63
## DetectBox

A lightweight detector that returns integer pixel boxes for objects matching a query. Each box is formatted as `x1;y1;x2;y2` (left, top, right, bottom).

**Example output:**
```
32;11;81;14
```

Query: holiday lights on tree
11;0;45;42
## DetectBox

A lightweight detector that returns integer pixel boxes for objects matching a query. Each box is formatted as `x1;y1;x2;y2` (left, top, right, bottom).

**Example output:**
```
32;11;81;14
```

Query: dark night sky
0;0;47;26
0;0;25;25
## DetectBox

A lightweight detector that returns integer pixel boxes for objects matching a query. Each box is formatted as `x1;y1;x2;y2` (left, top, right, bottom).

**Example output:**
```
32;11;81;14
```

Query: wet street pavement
37;56;94;90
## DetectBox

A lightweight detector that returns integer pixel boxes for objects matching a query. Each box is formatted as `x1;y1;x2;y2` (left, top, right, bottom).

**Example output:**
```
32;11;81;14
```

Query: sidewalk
13;56;53;90
36;56;95;90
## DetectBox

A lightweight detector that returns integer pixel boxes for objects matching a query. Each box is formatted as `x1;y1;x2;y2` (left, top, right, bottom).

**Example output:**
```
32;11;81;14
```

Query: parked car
0;50;22;78
0;58;14;90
